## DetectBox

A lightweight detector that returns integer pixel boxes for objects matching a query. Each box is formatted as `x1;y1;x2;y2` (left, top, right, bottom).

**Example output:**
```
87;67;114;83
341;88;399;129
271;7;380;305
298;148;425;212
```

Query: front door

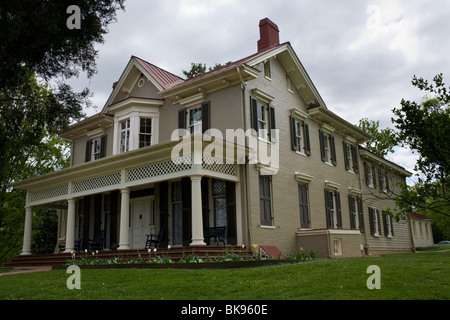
130;197;153;249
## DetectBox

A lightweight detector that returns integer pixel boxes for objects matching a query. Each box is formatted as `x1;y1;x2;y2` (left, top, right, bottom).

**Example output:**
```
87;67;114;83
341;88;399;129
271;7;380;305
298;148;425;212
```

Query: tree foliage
357;118;399;157
392;73;450;219
182;61;233;79
0;0;125;263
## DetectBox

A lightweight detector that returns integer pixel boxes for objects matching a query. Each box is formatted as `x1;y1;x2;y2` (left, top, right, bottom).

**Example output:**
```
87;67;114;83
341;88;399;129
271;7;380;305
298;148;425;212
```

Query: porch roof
10;134;247;207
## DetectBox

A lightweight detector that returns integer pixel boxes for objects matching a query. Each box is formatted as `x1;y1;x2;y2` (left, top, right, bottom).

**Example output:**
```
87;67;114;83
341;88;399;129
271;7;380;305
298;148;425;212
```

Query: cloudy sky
68;0;450;180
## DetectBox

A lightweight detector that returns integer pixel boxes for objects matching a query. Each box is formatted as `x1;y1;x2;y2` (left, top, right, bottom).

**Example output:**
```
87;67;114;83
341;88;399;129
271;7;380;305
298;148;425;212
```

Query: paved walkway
0;266;52;277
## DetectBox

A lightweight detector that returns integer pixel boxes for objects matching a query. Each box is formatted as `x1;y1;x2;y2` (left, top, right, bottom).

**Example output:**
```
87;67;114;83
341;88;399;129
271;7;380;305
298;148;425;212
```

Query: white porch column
21;206;33;255
118;188;131;250
64;199;76;253
190;175;206;246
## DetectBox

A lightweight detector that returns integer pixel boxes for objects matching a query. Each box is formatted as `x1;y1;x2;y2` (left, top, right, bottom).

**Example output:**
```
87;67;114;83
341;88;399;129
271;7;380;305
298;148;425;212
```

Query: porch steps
4;246;251;268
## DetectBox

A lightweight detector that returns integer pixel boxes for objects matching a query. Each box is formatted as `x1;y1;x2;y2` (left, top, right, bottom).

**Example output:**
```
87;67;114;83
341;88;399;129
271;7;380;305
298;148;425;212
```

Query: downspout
237;66;253;248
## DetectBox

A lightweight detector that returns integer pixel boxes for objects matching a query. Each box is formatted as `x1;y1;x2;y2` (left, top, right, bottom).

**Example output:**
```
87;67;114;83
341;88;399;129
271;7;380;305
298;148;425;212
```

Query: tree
0;0;125;263
182;63;207;79
358;118;399;157
182;61;233;79
392;73;450;218
0;128;71;263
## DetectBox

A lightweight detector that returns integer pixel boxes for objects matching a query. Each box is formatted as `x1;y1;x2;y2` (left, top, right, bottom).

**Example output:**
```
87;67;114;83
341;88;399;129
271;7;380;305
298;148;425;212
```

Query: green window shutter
376;210;382;235
372;165;377;189
178;108;186;130
250;96;258;136
348;194;356;229
85;139;92;162
369;208;375;235
351;145;359;173
364;162;369;186
343;141;350;170
358;197;365;233
201;101;210;133
290;115;297;151
100;134;107;158
335;191;342;228
324;189;332;228
319;129;326;162
330;135;337;166
298;183;310;228
268;104;276;142
303;122;311;156
390;216;394;237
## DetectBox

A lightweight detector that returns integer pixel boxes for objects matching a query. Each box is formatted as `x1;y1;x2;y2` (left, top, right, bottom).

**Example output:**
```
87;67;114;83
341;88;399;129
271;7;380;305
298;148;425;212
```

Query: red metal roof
410;212;432;220
132;56;185;90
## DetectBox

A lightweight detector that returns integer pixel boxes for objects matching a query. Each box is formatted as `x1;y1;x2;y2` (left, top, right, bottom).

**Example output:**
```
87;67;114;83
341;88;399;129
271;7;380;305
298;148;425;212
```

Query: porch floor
5;246;251;268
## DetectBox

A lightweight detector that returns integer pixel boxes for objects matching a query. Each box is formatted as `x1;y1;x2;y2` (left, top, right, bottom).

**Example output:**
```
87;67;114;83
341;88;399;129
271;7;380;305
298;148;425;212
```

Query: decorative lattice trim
202;157;236;176
30;184;69;202
73;172;121;193
127;158;192;182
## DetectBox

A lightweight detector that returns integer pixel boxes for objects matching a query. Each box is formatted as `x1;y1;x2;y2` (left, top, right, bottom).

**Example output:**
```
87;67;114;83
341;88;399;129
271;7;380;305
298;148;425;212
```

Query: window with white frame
92;137;102;160
343;142;359;173
256;101;267;139
139;117;152;148
364;162;376;188
120;119;130;153
319;129;337;166
348;194;364;232
333;239;342;255
250;95;276;142
383;212;394;237
368;207;382;236
264;60;271;79
188;106;202;134
325;189;342;229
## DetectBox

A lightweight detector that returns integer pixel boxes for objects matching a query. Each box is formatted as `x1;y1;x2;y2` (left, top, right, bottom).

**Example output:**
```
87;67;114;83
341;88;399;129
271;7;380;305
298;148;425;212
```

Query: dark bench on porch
203;226;227;245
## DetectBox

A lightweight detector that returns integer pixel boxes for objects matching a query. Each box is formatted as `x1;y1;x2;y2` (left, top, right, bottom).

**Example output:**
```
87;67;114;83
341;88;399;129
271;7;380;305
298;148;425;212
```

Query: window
298;182;310;229
343;142;359;173
378;169;390;193
188;106;202;134
348;195;364;231
259;175;272;226
368;207;382;236
139;118;152;148
319;129;337;166
290;116;311;155
383;212;394;237
333;239;342;255
120;119;130;153
178;101;210;134
364;162;377;188
325;189;342;229
256;102;266;139
85;134;107;162
264;61;271;79
250;96;276;142
92;137;102;160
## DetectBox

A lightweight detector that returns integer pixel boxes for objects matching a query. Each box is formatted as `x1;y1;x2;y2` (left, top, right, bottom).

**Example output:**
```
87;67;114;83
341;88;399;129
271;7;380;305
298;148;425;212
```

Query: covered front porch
13;136;246;256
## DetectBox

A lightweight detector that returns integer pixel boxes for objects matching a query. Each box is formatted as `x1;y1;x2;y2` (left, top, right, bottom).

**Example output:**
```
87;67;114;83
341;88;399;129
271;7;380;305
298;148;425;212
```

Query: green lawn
1;251;449;300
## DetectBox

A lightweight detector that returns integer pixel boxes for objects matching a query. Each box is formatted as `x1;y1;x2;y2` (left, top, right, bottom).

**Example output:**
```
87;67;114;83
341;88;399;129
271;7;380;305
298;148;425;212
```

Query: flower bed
61;246;317;269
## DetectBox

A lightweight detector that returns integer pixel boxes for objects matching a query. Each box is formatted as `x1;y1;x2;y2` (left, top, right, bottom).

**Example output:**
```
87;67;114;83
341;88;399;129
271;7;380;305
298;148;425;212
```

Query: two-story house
12;18;415;258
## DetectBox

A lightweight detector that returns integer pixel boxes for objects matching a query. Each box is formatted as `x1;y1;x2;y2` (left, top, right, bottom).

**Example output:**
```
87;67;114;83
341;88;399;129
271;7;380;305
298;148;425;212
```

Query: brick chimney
257;18;280;52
